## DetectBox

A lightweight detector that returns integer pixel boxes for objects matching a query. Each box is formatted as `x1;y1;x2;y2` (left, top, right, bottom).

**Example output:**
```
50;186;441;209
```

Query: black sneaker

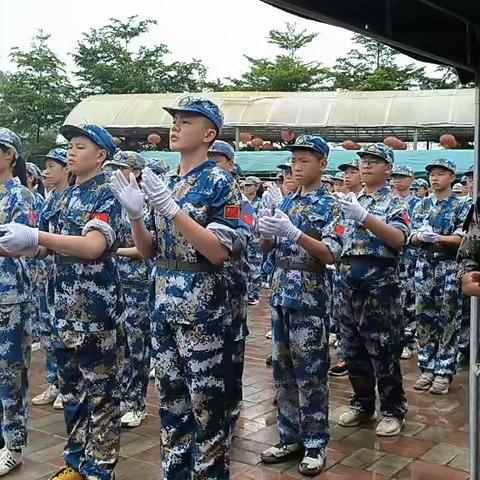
329;360;348;377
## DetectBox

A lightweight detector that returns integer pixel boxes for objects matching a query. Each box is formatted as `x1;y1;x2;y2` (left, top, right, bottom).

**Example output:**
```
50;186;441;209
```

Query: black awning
261;0;480;83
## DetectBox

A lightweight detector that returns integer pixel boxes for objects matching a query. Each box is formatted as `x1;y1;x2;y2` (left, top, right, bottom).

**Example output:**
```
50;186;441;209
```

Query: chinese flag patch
29;210;37;225
335;224;345;236
402;212;411;225
91;213;110;223
242;212;254;226
224;205;240;220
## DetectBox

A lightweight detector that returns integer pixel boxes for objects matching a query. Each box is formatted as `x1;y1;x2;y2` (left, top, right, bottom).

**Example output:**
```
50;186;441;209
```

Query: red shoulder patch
29;210;37;225
402;212;411;225
242;212;254;226
335;224;345;236
224;205;240;220
91;213;110;223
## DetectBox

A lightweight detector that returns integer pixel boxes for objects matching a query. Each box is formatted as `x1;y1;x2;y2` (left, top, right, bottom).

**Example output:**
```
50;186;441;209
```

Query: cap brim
390;173;413;178
35;155;67;165
425;164;455;174
284;144;323;154
338;163;359;172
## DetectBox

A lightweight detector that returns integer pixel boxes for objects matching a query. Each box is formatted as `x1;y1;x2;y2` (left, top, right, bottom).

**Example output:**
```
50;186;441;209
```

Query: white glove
258;218;275;240
258;210;301;242
0;223;39;253
338;192;368;223
141;167;180;220
417;225;439;243
263;184;283;209
109;170;144;220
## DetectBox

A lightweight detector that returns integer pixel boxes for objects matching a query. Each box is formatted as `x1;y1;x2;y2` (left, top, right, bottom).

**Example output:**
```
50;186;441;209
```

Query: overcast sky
0;0;358;79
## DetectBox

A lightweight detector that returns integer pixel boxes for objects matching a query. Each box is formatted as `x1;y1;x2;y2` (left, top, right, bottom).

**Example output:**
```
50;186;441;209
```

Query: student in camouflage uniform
110;98;243;480
105;151;152;429
336;143;409;437
0;124;126;480
410;158;469;395
0;128;34;476
258;135;344;476
411;178;430;199
32;149;69;410
390;165;421;359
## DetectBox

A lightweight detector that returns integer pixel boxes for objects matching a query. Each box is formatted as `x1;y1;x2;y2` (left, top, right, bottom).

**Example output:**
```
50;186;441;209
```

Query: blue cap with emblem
105;151;146;171
338;158;360;172
36;148;68;166
391;165;414;177
60;124;117;160
285;134;329;157
0;127;23;158
26;162;42;179
209;140;234;161
357;143;394;163
163;96;224;131
425;157;456;174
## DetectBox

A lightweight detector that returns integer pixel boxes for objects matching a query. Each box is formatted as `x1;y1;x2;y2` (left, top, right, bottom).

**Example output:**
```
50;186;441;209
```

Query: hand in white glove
109;170;144;220
258;210;301;242
417;225;439;243
338;192;369;223
0;223;39;253
141;167;180;220
258;217;275;239
263;184;283;209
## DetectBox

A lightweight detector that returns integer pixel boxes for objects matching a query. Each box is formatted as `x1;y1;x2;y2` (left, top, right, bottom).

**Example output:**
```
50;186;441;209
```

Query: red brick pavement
18;288;470;479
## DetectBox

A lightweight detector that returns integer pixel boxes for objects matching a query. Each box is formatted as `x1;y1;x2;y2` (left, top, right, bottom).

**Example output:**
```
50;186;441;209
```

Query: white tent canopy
64;89;475;142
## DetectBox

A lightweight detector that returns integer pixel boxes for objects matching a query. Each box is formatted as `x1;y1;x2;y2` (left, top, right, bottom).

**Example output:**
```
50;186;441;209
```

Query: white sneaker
261;282;270;289
328;333;337;346
265;330;272;339
149;368;155;379
121;409;147;428
401;347;412;359
248;298;260;305
0;448;22;476
32;384;59;405
31;341;42;352
53;394;64;410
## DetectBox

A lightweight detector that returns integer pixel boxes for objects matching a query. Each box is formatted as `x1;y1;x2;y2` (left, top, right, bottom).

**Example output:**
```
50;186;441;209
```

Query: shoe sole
430;388;449;395
329;371;348;377
376;420;405;437
298;463;325;477
31;399;56;406
261;449;305;464
338;414;377;427
413;384;433;391
0;461;22;476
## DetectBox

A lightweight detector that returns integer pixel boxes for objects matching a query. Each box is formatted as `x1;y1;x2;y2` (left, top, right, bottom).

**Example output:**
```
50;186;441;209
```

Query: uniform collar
171;159;216;179
358;185;390;201
291;185;329;203
431;193;455;206
75;172;106;190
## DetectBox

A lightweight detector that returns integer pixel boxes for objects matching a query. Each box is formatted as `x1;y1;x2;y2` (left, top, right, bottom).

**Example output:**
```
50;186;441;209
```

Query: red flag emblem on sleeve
91;213;110;223
402;212;411;225
29;210;37;225
242;212;254;226
335;224;345;236
224;205;240;220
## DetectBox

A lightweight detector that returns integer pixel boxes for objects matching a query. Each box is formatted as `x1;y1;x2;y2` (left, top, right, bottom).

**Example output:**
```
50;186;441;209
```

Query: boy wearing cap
338;159;362;195
109;98;243;479
336;143;409;437
412;179;429;199
258;135;343;476
105;151;152;429
410;158;469;394
333;172;347;196
32;148;69;410
0;124;126;480
390;165;421;360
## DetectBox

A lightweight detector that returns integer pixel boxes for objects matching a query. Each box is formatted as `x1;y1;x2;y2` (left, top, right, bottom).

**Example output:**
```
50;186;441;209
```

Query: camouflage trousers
415;258;462;378
271;306;330;450
458;294;470;355
151;311;231;480
399;254;417;349
122;281;151;412
0;303;31;450
247;239;263;302
53;325;125;480
225;292;249;444
336;269;407;419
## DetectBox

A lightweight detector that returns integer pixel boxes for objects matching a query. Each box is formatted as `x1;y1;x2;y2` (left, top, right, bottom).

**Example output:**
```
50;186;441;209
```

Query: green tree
228;23;329;91
72;16;213;95
0;31;75;145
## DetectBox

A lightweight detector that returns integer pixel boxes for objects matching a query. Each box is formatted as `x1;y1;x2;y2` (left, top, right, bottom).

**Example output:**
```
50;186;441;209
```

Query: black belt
420;244;457;261
156;259;221;273
340;255;398;268
276;259;326;273
54;255;111;265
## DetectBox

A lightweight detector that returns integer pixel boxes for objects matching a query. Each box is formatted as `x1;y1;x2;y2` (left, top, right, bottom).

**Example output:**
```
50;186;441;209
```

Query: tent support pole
470;71;480;480
413;128;418;150
235;127;240;151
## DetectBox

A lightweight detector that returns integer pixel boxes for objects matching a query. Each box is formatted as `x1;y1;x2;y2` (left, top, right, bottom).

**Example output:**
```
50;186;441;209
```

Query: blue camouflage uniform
270;136;343;451
411;158;469;379
0;128;34;451
51;124;126;480
391;165;421;350
106;151;152;415
150;98;243;480
337;143;409;420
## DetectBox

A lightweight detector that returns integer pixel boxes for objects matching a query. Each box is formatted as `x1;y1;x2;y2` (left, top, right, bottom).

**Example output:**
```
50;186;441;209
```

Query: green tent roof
141;149;474;178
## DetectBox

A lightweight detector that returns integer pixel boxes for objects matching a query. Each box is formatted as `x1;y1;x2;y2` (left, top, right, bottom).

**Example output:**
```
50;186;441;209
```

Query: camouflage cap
60;124;117;160
107;151;146;171
244;176;261;186
321;174;334;185
26;162;43;179
411;179;429;189
391;165;414;178
338;158;360;172
37;148;68;166
145;157;169;176
452;183;463;193
334;171;345;181
209;140;235;161
0;127;23;158
357;143;395;164
425;157;456;174
277;156;293;170
285;134;329;157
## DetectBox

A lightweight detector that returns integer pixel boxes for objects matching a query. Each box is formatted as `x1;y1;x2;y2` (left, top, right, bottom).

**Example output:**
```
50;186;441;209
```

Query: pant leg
337;285;376;415
247;238;263;302
400;255;417;349
458;294;470;356
289;309;329;450
272;307;301;445
0;303;31;450
357;284;407;419
122;282;151;412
